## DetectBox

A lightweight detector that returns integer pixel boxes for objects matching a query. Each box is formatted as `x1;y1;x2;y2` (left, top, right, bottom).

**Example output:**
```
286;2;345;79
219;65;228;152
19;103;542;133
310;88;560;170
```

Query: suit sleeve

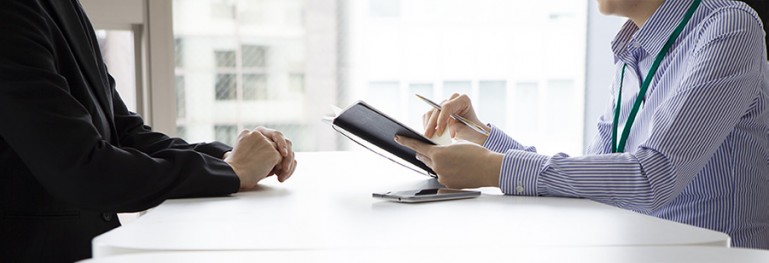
0;1;239;213
109;76;233;160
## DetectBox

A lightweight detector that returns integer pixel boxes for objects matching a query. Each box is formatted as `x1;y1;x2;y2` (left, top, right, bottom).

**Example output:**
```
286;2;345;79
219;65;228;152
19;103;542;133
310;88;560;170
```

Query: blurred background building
100;0;599;155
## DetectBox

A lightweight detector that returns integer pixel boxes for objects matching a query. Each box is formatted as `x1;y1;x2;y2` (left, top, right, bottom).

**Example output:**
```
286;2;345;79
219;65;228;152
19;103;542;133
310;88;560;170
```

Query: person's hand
422;93;490;145
254;127;297;183
394;135;503;189
224;129;282;190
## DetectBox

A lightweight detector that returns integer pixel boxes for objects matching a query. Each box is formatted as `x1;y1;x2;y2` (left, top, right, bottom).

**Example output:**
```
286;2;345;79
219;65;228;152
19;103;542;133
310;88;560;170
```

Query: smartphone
372;188;481;203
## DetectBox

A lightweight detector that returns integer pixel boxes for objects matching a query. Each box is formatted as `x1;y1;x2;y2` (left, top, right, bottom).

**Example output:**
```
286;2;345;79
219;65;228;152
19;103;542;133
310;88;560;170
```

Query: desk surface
92;151;729;257
82;247;769;263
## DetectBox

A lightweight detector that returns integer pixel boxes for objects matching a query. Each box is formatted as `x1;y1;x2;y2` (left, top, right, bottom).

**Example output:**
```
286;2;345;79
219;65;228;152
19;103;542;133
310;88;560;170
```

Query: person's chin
596;0;613;15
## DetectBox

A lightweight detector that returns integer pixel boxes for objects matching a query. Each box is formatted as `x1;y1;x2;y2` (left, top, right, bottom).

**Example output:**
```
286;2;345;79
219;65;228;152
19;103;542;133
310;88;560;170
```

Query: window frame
81;0;178;136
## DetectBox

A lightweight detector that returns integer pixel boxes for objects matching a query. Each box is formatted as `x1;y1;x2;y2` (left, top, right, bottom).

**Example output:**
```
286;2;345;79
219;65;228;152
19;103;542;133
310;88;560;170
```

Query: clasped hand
224;127;297;190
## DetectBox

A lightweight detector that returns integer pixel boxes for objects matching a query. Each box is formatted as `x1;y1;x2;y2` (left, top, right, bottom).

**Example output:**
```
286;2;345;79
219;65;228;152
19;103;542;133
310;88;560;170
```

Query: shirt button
631;41;641;49
101;213;113;222
516;185;525;194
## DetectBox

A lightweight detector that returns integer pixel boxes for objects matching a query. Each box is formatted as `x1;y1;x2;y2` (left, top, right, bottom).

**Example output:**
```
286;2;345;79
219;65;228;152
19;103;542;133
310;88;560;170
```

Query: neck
626;0;665;27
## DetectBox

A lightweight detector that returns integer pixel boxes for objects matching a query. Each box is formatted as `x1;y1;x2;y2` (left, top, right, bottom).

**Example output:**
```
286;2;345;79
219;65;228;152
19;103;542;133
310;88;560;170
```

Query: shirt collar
611;0;694;63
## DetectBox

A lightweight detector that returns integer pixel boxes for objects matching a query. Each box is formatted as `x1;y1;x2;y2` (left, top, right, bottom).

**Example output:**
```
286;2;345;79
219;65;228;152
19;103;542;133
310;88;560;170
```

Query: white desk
92;151;729;257
82;247;769;263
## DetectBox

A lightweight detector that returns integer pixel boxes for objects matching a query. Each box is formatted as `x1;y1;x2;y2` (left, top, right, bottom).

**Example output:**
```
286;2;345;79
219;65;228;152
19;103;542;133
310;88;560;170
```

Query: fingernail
394;136;400;142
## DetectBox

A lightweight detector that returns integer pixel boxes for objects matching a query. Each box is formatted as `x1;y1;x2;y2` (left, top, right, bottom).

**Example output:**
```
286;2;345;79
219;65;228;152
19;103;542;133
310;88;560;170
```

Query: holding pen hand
422;93;491;145
395;135;503;189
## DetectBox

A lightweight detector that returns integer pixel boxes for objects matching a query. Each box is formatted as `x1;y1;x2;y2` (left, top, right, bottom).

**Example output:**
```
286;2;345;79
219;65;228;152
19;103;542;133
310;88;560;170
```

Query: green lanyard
611;0;702;153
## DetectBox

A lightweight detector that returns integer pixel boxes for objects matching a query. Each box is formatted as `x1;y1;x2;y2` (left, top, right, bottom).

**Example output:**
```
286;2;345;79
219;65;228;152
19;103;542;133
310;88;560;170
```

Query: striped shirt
484;0;769;249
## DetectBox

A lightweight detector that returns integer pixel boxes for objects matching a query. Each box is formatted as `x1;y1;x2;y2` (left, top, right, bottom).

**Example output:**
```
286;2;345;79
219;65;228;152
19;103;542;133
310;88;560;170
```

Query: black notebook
330;101;437;176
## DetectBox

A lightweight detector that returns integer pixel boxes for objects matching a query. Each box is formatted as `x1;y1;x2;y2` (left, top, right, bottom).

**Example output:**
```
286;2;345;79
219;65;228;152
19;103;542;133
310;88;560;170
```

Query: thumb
394;135;432;155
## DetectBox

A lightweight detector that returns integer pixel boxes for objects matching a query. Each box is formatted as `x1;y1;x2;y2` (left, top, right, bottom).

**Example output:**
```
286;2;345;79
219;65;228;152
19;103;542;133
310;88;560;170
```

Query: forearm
113;100;232;158
498;148;677;213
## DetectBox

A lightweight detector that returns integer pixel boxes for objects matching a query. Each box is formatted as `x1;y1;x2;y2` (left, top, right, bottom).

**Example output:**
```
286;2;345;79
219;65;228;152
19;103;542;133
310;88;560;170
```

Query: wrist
484;152;503;187
223;154;247;190
475;132;490;146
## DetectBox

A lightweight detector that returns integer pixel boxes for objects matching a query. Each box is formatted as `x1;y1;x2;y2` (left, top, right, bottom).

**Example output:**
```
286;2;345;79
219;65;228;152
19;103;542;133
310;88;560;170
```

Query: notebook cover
333;101;437;175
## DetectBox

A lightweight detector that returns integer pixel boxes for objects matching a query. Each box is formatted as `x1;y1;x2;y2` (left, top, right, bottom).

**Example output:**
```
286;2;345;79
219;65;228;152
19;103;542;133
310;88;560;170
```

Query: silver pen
415;94;490;136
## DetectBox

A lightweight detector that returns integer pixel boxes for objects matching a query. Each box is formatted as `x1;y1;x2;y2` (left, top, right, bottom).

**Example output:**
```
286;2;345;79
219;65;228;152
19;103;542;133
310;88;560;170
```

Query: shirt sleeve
498;7;766;213
482;125;537;153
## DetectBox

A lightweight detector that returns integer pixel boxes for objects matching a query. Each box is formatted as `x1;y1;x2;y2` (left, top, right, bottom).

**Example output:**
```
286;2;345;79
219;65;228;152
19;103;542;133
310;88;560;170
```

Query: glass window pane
289;73;304;93
367;81;400;117
543;79;580;154
177;126;187;139
242;45;267;68
243;74;267;100
175;0;317;150
95;30;137;112
174;0;587;153
478;81;506;128
214;125;238;146
408;83;433;130
369;0;400;18
175;38;184;68
512;81;539;137
443;81;471;98
215;73;237;100
176;75;186;118
215;50;237;68
211;0;236;20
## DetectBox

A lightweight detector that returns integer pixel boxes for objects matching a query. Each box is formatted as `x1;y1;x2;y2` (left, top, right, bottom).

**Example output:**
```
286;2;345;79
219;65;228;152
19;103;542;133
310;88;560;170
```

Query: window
95;30;137;112
242;45;267;68
173;0;588;154
289;73;304;93
367;81;401;118
214;125;238;146
215;74;237;101
511;81;540;142
478;81;507;129
175;38;184;67
407;83;434;129
243;74;267;100
443;81;472;99
175;0;311;148
176;76;186;118
369;0;400;18
215;50;237;68
177;125;187;140
211;0;236;20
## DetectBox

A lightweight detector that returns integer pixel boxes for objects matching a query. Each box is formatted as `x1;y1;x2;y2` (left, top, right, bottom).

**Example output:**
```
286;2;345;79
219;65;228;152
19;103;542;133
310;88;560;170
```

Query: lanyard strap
611;0;701;153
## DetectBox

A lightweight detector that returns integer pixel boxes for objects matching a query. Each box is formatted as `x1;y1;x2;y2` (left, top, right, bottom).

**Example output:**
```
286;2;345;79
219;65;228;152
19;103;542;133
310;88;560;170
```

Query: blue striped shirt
484;0;769;249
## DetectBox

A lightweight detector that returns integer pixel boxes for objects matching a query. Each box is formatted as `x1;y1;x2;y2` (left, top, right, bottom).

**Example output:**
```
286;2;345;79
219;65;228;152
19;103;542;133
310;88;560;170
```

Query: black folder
331;101;437;176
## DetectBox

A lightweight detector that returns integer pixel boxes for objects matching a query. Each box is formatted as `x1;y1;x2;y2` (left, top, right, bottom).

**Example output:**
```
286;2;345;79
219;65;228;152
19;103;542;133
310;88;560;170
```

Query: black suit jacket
0;1;240;262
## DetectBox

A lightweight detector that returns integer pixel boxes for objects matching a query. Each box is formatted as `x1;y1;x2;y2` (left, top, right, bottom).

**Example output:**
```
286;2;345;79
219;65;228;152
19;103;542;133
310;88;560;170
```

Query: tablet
332;101;437;176
372;188;481;203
